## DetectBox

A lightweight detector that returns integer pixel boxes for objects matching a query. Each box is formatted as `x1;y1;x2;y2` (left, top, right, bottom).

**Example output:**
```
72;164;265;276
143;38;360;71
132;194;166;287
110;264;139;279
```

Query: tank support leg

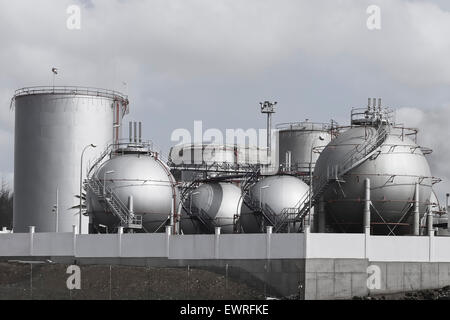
318;197;326;233
363;178;371;233
413;183;420;236
427;204;434;236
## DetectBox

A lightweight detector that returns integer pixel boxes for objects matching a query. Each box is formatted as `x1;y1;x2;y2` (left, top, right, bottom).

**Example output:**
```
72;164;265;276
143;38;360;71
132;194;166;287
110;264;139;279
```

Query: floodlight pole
260;101;277;160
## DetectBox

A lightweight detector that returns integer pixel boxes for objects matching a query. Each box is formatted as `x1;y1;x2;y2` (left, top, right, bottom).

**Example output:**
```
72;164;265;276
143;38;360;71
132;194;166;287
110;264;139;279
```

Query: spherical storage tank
180;182;241;234
314;124;433;235
240;175;309;233
12;87;128;233
87;150;178;232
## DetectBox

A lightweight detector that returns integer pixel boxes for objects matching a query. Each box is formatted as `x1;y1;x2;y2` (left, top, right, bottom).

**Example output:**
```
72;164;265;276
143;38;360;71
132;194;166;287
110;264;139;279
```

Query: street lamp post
79;144;96;234
52;187;59;232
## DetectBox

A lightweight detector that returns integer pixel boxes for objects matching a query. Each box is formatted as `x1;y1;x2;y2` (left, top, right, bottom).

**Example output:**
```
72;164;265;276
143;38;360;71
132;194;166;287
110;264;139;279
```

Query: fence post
29;226;35;256
266;226;272;260
364;226;371;259
165;226;171;258
214;227;221;259
429;230;435;262
72;225;78;257
117;227;123;257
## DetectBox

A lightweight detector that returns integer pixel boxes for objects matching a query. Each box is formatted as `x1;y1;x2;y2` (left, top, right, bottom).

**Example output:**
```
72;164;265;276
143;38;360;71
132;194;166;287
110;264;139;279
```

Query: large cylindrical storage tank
314;126;433;235
240;175;309;233
13;87;128;233
277;122;332;175
88;151;177;232
180;182;241;234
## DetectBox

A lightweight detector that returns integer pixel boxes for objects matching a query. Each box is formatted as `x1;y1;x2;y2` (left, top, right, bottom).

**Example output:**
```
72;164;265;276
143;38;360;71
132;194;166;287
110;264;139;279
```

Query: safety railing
86;177;142;229
13;86;128;101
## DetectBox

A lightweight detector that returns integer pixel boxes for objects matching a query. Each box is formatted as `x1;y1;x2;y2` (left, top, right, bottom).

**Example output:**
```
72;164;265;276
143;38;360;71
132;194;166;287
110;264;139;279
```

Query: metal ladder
86;177;143;230
276;124;390;232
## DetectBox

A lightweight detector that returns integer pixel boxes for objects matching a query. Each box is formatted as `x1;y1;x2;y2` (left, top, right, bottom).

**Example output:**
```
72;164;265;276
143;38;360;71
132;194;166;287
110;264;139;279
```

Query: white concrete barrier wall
1;231;450;262
369;236;430;262
0;233;30;256
307;233;365;259
33;233;74;256
121;234;167;258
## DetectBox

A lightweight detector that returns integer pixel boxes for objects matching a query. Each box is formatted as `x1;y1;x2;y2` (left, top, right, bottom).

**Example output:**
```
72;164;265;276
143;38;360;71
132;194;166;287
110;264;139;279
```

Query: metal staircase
275;124;390;232
239;168;281;232
85;177;143;230
180;178;221;233
189;207;218;233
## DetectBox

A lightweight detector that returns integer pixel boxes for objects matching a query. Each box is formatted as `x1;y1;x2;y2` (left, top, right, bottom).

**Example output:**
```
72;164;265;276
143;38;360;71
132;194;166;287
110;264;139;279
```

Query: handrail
276;121;333;131
104;182;131;221
13;86;128;101
87;176;141;228
188;207;217;232
87;140;156;178
338;125;389;176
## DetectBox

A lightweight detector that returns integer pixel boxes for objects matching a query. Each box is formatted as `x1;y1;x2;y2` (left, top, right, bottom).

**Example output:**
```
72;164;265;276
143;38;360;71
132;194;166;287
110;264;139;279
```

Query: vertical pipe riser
413;183;420;236
363;178;371;231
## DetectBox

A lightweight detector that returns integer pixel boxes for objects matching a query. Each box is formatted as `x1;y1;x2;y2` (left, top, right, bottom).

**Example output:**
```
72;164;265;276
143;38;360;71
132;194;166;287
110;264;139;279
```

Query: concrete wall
367;261;450;295
305;259;369;299
1;228;450;299
307;233;365;259
0;230;306;260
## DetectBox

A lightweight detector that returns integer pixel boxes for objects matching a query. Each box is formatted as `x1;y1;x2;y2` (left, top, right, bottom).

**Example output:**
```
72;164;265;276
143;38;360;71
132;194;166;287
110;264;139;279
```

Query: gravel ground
0;262;266;300
353;286;450;300
2;261;448;300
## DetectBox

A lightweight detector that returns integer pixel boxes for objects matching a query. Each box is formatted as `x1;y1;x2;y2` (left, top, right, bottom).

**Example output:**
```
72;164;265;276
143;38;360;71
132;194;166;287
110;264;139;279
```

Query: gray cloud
0;0;449;199
396;106;450;204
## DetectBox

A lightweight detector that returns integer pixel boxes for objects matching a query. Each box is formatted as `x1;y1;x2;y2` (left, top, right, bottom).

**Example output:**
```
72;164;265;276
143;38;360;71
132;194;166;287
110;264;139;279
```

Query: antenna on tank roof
138;122;142;143
129;122;132;143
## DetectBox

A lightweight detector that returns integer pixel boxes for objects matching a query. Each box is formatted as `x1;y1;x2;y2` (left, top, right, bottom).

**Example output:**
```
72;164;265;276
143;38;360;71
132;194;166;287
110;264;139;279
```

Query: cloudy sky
0;0;449;203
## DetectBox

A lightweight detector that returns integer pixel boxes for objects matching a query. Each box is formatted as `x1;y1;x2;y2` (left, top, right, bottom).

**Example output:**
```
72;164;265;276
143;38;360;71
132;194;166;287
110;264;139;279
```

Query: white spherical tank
314;126;433;234
240;175;309;233
88;152;177;232
181;182;241;234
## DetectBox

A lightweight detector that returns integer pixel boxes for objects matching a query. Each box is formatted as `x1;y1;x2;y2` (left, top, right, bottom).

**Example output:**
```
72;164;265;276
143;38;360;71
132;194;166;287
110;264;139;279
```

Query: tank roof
11;86;129;109
276;121;334;132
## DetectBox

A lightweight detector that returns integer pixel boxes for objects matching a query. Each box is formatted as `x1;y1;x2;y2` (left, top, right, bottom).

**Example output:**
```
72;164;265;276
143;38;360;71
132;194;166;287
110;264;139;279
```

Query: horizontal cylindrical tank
181;182;241;234
88;151;177;232
277;122;332;175
170;144;236;166
169;144;267;168
13;87;128;233
240;175;309;233
314;126;433;234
